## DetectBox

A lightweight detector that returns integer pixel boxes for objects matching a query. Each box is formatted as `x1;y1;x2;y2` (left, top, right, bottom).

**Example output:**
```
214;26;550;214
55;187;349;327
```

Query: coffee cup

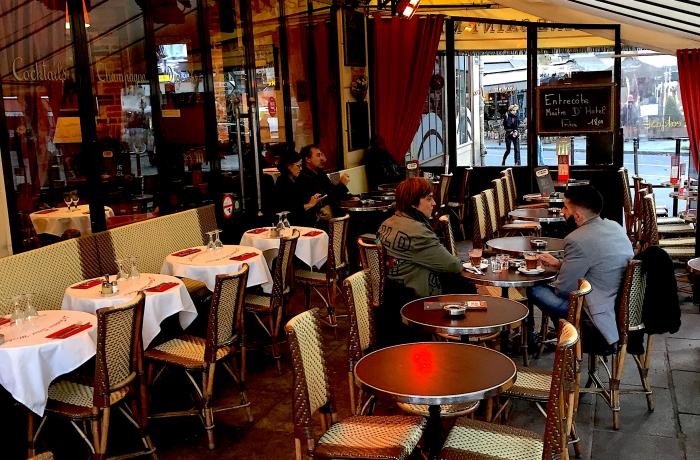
469;248;482;267
525;252;538;270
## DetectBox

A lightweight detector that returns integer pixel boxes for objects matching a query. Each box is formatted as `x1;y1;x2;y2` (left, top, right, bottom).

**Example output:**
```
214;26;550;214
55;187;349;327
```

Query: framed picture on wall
343;10;366;67
347;101;369;151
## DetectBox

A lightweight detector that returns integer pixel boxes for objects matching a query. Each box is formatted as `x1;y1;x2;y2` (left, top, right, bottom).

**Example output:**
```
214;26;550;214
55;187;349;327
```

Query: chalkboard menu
537;84;614;134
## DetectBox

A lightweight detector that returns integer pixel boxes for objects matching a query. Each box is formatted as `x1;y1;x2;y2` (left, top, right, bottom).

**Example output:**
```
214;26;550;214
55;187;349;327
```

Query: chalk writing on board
537;84;614;134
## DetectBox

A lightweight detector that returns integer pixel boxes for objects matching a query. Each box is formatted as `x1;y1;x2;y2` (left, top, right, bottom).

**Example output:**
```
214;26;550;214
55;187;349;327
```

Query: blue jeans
527;285;569;320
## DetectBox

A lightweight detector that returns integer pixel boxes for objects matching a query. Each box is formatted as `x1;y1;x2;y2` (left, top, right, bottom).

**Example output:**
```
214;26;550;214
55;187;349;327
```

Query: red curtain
677;49;700;169
372;15;444;163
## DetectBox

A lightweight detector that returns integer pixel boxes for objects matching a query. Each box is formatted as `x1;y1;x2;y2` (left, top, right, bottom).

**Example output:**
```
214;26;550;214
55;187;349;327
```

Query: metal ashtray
443;304;467;317
530;239;547;249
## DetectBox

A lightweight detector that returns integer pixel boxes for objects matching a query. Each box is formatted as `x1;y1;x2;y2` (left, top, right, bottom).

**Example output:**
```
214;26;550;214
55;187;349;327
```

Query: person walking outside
502;104;521;166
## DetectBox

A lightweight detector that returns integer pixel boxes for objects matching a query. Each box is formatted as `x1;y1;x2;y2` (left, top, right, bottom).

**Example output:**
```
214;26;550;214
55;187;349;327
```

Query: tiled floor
10;258;700;459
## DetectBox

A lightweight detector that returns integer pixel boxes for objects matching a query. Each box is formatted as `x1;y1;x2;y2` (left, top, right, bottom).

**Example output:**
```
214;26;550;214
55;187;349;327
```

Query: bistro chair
438;214;458;258
640;194;695;261
245;230;299;374
438;319;580;460
501;167;547;209
482;188;540;238
286;308;426;460
640;182;688;227
492;177;541;233
632;176;668;219
30;294;156;460
580;259;654;429
435;173;453;216
619;167;638;244
496;279;590;457
471;193;491;251
295;214;350;326
357;238;385;309
344;270;481;419
145;265;251;450
447;167;472;240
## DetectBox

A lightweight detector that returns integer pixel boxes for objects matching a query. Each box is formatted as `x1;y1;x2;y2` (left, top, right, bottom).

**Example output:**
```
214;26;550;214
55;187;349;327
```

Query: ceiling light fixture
65;0;90;30
399;0;421;19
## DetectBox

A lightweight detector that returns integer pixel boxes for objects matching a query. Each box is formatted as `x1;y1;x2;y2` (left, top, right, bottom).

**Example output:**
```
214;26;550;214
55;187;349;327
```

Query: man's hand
537;252;561;269
340;173;350;185
304;193;322;210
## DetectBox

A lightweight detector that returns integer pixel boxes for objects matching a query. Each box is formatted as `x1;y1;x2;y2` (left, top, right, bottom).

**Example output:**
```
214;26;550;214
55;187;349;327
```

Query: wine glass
129;256;140;279
213;229;223;250
63;192;72;210
70;190;79;210
206;231;216;251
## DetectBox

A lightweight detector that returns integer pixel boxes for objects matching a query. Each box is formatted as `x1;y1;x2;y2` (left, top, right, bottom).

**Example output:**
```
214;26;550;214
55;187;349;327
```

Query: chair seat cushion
396;401;479;418
245;293;271;312
145;334;229;368
657;217;686;225
46;376;129;416
658;237;695;247
662;246;696;259
502;222;541;230
503;367;551;401
295;268;327;283
315;415;426;460
658;224;696;235
439;418;543;460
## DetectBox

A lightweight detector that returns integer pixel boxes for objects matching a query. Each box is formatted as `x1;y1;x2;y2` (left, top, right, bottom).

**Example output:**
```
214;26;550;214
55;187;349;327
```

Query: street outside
482;136;694;212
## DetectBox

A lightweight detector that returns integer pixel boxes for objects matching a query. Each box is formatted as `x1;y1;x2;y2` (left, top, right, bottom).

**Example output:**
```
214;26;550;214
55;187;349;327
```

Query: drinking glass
206;231;216;251
129;256;140;279
281;212;291;237
24;293;37;320
11;296;26;325
213;229;223;250
63;192;72;210
468;248;482;267
116;259;129;281
489;256;501;273
497;254;510;272
70;190;79;209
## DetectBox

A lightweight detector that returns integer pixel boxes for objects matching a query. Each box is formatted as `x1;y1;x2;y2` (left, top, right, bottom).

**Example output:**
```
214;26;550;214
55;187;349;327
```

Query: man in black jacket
298;144;351;217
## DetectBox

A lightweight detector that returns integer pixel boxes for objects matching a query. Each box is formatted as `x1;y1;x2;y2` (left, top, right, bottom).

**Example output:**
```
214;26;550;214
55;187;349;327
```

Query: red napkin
145;282;179;293
230;252;257;261
0;317;11;326
247;228;268;234
46;323;93;339
303;230;323;237
172;248;201;257
35;208;57;214
72;279;103;289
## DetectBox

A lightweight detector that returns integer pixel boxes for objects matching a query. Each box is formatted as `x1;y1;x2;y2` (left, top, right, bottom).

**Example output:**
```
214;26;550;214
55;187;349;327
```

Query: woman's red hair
395;177;433;212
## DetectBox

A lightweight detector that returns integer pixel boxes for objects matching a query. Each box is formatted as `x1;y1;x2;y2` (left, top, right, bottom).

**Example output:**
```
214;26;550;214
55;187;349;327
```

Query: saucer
463;260;488;270
518;266;545;275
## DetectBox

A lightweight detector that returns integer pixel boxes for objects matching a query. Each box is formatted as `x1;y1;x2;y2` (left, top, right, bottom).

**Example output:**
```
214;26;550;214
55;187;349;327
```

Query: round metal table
522;193;564;204
687;257;700;276
339;201;394;213
401;294;528;339
509;208;565;223
377;183;400;193
354;342;516;459
486;236;565;257
554;179;590;189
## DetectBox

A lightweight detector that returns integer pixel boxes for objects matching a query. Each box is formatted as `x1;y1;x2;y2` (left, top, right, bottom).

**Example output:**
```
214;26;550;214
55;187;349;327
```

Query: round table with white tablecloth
240;226;328;269
29;204;115;237
61;274;197;348
0;310;97;415
161;245;273;292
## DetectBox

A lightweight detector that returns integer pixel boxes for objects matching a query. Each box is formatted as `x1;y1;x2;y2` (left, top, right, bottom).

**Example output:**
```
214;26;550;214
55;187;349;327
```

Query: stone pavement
15;270;700;460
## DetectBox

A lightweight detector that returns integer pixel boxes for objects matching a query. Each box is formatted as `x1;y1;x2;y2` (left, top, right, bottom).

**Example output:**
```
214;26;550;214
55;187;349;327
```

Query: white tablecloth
61;274;197;348
29;204;115;237
240;226;328;269
161;245;272;292
0;310;98;416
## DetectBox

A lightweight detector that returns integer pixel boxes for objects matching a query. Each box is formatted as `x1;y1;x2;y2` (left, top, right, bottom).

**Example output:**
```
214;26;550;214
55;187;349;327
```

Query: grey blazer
553;216;633;344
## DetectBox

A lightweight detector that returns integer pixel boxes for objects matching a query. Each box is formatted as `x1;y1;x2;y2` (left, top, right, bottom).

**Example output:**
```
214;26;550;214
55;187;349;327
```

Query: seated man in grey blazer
527;185;633;347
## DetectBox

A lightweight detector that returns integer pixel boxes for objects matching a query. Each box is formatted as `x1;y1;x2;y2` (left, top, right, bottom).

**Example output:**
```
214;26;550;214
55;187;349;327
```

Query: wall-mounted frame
343;10;366;67
347;101;369;151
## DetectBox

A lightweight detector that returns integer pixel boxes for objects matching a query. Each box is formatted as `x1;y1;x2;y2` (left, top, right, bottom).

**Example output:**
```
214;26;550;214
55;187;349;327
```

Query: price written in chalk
537;84;613;134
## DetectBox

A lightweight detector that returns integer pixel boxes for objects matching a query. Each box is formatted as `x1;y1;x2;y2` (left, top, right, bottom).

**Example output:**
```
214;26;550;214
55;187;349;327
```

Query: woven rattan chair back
286;309;333;440
642;194;659;246
436;173;453;210
616;260;646;343
542;319;580;460
632;175;644;223
481;188;498;239
619;168;635;240
327;214;350;272
357;239;385;309
93;293;145;408
491;177;510;222
277;230;300;299
439;214;458;257
458;168;472;207
206;265;249;363
501;167;518;206
345;271;376;369
567;279;592;332
471;193;489;249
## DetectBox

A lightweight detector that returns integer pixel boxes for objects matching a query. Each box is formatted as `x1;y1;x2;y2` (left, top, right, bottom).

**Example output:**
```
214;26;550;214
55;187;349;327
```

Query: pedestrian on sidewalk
502;104;521;165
